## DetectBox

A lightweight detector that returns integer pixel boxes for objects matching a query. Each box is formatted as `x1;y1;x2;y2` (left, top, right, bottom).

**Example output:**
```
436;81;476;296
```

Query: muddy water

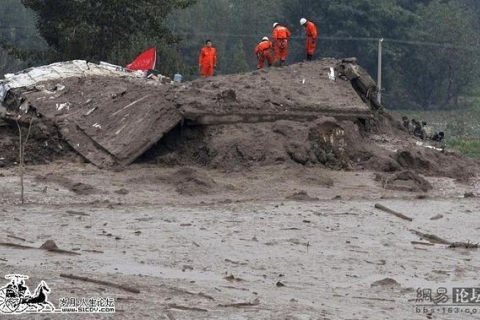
1;196;480;319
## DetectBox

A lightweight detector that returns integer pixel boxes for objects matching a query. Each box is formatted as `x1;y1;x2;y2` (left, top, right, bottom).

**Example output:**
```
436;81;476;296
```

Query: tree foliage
392;0;480;109
20;0;195;76
0;0;46;77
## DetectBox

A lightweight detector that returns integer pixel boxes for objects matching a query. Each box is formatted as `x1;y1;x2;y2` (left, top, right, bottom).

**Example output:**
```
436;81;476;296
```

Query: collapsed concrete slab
173;58;375;125
1;58;378;168
1;61;182;168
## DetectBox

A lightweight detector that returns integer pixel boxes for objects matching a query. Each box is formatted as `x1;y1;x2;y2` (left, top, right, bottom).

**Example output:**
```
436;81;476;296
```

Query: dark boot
307;54;313;61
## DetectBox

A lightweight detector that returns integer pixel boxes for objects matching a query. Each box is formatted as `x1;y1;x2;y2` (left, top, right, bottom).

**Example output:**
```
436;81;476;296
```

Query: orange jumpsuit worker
198;40;217;77
254;37;273;69
272;22;292;66
300;18;318;61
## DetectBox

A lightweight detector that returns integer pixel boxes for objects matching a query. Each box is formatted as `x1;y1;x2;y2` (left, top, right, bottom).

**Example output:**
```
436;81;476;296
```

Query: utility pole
377;38;384;105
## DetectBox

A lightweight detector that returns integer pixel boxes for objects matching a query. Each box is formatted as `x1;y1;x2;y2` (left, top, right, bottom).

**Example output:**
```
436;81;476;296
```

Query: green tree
0;0;47;77
229;40;249;73
392;0;480;109
20;0;195;76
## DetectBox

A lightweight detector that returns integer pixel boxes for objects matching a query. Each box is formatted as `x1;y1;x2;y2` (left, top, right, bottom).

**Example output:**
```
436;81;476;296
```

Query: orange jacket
272;25;291;41
305;21;318;38
199;47;217;66
255;40;273;54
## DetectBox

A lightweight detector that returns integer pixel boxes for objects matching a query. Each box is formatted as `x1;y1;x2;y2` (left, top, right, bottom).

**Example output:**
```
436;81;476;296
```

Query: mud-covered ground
0;162;479;320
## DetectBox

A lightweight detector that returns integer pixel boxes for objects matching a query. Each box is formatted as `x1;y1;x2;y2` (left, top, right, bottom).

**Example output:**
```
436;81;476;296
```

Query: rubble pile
0;58;478;182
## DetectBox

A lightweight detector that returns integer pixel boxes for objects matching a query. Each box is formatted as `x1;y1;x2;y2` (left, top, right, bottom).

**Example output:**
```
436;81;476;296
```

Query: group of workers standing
198;18;318;77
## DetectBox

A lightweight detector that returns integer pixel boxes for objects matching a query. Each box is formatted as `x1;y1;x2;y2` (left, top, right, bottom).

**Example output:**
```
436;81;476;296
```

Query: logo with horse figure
0;274;55;314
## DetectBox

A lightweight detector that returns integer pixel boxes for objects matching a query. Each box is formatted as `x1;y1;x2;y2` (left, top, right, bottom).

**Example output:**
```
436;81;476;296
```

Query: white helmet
273;22;279;28
262;36;269;41
300;18;307;26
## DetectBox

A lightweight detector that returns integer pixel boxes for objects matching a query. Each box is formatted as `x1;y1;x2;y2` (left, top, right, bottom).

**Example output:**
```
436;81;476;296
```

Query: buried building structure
0;58;378;168
0;58;476;182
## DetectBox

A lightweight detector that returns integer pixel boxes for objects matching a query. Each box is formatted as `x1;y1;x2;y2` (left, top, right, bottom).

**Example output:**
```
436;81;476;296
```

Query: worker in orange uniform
300;18;318;61
198;40;217;77
272;22;291;66
254;37;273;69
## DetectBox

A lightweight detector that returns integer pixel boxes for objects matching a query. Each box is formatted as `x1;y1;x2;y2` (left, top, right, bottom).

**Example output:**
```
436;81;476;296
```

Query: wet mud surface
0;163;479;319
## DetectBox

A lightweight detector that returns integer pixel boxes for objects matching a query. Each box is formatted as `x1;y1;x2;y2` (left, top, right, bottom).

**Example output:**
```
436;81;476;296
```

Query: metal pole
377;38;384;105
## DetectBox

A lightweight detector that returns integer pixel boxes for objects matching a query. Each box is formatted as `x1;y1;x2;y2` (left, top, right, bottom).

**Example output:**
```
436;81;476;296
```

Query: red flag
126;47;157;71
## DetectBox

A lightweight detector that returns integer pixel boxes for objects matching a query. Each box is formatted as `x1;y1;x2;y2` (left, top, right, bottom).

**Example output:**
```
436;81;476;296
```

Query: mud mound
172;59;372;120
140;117;349;171
0;119;75;168
299;172;334;187
371;278;401;289
170;167;217;196
340;113;479;179
34;174;100;195
152;167;218;196
375;171;432;193
395;147;477;180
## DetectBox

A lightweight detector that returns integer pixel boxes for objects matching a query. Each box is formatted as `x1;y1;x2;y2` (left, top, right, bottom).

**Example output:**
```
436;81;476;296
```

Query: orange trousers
257;51;273;69
200;64;214;77
274;39;289;62
306;37;317;55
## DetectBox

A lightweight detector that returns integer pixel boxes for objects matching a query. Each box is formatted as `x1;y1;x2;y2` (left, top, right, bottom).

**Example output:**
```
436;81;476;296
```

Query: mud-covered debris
411;241;435;247
375;170;432;193
464;192;475;198
371;278;401;288
66;210;89;216
7;234;26;242
168;304;208;312
410;230;450;245
224;275;244;282
286;191;319;201
217;89;237;102
40;240;81;255
448;242;479;249
225;259;247;266
276;281;286;287
39;240;59;251
218;298;260;308
375;203;413;221
35;174;101;195
153;167;217;196
60;273;140;294
430;214;444;221
114;188;129;195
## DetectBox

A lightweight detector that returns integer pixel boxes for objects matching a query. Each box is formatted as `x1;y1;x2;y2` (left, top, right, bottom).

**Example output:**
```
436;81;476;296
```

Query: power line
172;32;480;51
0;25;478;51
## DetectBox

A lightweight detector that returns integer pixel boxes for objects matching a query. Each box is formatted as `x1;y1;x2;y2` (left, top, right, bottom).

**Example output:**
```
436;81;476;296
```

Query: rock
371;278;401;289
464;192;475;198
430;214;444;221
40;240;59;251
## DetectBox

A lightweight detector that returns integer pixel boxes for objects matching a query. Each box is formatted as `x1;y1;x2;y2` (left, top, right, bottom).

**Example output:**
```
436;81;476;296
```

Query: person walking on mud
300;18;318;61
198;40;217;77
255;37;273;69
272;22;292;66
